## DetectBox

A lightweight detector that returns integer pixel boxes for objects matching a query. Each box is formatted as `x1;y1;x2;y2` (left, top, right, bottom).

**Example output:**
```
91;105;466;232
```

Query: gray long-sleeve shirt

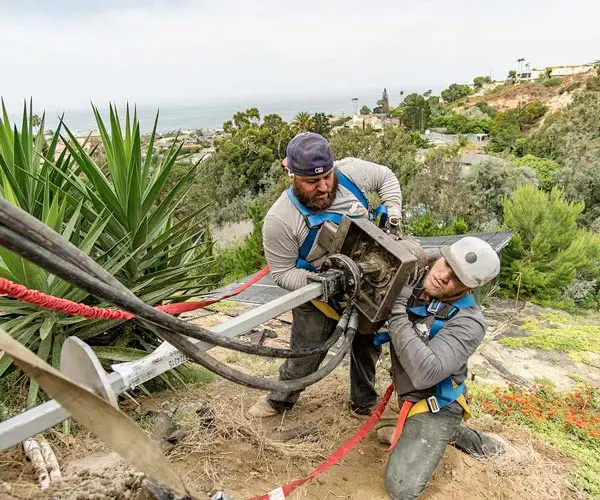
263;157;402;291
387;295;486;402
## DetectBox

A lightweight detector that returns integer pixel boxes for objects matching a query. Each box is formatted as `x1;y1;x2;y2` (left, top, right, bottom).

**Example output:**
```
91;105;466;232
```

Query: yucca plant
0;102;217;406
60;104;217;304
0;101;126;406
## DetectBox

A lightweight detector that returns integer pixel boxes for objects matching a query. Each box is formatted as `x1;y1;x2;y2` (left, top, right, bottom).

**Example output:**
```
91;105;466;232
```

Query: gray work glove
391;264;425;314
385;206;402;239
385;215;402;238
391;286;413;314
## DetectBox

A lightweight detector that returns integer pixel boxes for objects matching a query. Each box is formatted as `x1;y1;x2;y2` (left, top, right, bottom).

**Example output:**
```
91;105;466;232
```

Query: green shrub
500;185;600;302
475;102;498;118
405;209;469;237
512;154;560;192
213;202;267;283
542;77;562;87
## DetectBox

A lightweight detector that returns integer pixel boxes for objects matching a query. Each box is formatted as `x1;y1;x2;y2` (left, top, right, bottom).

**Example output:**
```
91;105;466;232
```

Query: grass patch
0;371;28;419
499;312;600;361
533;376;556;388
206;300;246;314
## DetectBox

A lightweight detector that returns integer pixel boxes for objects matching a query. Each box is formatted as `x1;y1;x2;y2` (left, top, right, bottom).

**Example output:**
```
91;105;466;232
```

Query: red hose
0;266;270;320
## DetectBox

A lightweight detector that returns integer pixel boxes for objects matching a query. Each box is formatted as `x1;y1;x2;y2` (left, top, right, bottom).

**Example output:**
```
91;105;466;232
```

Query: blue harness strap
287;169;370;272
336;170;369;208
373;293;477;411
407;293;478;411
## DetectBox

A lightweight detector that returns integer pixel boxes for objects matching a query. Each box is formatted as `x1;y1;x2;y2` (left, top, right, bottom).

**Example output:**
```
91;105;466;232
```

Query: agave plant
0;101;217;406
0;101;121;406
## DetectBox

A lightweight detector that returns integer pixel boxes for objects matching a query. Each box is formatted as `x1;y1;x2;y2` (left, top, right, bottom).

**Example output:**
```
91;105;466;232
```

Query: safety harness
287;169;388;272
288;169;388;320
386;293;476;451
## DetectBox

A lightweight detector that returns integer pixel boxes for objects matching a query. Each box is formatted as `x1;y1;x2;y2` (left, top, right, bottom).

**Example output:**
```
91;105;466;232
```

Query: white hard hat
440;236;501;288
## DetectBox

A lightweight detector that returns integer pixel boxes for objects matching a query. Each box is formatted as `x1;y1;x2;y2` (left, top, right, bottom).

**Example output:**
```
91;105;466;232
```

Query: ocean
35;88;440;133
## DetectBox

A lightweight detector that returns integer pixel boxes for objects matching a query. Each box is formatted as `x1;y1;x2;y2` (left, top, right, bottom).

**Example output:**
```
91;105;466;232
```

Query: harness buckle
427;300;444;315
426;395;440;413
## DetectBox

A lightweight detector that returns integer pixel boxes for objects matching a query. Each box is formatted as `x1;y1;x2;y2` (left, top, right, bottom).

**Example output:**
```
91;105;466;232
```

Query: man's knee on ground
384;457;424;500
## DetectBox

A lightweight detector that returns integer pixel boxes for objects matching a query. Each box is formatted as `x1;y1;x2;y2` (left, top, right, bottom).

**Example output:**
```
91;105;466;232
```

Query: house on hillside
348;114;399;130
518;61;598;81
420;132;458;146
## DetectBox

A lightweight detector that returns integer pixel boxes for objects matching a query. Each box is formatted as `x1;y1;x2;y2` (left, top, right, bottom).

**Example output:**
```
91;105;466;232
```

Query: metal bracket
60;337;118;408
307;269;345;302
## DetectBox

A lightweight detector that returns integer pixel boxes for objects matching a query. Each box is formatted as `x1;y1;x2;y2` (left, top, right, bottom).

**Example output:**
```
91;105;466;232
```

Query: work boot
349;402;375;418
376;425;396;445
247;395;279;418
484;432;520;457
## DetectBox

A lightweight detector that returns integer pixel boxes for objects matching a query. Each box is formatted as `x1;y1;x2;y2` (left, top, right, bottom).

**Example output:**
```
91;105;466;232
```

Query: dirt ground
0;300;587;500
0;376;577;500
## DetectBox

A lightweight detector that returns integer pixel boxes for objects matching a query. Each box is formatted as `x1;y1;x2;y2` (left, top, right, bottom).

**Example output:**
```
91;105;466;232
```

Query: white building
519;61;598;81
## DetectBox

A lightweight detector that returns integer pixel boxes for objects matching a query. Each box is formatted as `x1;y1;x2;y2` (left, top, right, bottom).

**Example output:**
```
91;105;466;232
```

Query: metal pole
0;282;323;451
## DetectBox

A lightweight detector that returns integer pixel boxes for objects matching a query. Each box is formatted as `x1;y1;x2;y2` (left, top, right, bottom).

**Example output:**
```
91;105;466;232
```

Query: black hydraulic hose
0;199;126;292
0;201;340;359
141;309;358;391
0;221;342;359
0;221;357;389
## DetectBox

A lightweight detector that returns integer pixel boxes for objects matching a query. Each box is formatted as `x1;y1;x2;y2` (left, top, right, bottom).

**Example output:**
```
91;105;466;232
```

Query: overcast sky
1;0;599;112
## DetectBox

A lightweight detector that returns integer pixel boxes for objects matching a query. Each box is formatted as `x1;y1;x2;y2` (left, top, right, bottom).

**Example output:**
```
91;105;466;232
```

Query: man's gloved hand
385;206;402;238
391;285;414;315
391;262;424;315
386;215;402;238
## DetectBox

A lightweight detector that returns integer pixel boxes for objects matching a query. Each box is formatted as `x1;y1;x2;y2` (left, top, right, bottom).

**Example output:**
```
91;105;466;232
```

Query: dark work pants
385;403;505;499
267;302;381;411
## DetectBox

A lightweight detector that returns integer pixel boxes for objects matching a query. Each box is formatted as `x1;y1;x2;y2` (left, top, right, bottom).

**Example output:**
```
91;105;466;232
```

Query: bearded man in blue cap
248;132;403;418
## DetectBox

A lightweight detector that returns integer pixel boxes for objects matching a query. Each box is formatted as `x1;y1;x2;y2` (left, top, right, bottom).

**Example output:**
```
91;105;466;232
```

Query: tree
512;155;560;192
310;112;332;138
212;109;294;201
397;93;430;132
528;92;600;227
500;185;600;301
488;102;547;153
507;70;517;82
360;105;371;115
488;111;521;152
408;148;480;225
468;158;538;220
375;88;390;114
328;125;416;187
473;76;492;89
31;114;42;128
293;111;313;133
441;83;471;103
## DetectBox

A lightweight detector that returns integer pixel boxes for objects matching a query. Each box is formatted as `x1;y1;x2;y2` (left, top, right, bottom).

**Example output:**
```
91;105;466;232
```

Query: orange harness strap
386;400;414;452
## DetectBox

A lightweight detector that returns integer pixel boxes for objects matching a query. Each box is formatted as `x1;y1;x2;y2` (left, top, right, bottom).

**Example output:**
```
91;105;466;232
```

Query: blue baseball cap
286;132;334;176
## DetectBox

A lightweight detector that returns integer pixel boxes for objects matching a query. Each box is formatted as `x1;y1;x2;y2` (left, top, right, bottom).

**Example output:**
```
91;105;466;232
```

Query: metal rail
0;282;323;451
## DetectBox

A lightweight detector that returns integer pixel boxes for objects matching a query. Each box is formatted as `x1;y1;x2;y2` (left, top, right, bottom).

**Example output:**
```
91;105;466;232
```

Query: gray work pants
385;402;504;499
267;302;381;412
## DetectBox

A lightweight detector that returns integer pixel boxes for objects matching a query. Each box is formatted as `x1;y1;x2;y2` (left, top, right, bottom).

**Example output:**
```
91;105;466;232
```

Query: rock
196;405;216;428
138;477;195;500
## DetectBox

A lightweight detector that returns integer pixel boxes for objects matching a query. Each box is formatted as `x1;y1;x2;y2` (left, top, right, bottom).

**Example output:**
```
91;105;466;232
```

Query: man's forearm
270;267;315;291
376;167;403;216
388;314;445;390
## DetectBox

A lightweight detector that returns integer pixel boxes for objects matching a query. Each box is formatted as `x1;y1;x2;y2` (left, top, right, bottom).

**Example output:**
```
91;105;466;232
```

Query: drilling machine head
315;217;437;325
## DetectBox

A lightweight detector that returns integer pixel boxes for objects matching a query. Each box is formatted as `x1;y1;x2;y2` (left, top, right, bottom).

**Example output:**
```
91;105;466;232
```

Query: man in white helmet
380;236;506;499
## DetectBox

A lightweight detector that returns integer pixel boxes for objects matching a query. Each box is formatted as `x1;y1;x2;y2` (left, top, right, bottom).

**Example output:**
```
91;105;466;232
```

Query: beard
292;171;339;212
